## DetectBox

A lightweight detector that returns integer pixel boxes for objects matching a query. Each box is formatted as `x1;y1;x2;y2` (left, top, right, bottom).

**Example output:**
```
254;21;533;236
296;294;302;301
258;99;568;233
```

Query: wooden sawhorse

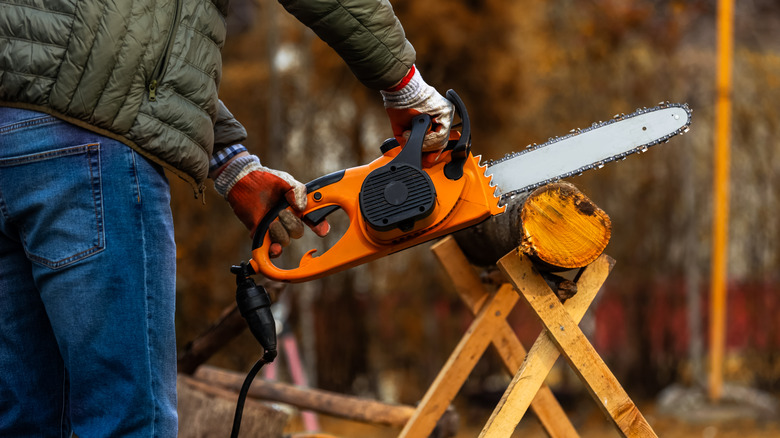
398;236;657;437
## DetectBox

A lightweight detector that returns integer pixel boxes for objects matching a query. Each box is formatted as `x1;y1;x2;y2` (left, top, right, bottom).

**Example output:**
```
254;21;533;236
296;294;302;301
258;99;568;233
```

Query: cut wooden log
453;181;611;270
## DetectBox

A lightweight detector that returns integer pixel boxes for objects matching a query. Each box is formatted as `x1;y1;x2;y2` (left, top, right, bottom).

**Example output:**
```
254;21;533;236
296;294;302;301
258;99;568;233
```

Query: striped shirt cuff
209;144;248;174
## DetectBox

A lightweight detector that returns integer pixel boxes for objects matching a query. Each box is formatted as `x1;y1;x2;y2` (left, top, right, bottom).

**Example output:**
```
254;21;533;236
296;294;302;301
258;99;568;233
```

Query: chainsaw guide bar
485;102;692;203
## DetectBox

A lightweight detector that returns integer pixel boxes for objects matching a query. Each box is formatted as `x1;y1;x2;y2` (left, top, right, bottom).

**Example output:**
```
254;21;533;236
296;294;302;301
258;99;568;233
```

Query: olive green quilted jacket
0;0;414;192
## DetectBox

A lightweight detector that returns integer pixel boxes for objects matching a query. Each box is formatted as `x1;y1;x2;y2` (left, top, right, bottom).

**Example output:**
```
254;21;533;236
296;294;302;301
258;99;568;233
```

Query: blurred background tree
172;0;780;411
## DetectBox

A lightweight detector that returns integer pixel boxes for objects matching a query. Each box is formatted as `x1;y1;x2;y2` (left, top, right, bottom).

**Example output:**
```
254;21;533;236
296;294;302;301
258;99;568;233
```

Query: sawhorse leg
431;237;579;437
479;250;657;438
398;237;579;438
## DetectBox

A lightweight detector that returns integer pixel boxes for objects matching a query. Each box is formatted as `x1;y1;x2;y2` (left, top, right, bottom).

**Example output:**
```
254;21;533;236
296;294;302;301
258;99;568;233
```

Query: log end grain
453;181;611;270
520;182;611;269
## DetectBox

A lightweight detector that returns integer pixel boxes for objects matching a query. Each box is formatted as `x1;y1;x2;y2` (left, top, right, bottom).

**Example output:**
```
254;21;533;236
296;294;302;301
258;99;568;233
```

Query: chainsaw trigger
304;205;340;226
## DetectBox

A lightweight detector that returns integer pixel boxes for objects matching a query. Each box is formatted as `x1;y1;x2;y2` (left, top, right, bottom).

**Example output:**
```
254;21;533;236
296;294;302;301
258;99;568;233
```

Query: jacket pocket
0;144;105;269
148;0;183;101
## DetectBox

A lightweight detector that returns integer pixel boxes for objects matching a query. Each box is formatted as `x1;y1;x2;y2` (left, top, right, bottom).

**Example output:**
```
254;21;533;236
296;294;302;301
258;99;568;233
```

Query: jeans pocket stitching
20;144;106;269
0;144;98;167
0;115;59;134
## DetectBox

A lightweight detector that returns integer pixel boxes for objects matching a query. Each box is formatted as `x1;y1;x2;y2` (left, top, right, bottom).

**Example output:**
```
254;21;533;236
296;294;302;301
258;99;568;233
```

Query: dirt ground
282;401;780;438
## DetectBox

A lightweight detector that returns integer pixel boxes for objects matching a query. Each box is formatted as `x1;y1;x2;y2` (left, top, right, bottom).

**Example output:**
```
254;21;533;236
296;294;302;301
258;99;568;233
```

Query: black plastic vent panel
359;164;435;232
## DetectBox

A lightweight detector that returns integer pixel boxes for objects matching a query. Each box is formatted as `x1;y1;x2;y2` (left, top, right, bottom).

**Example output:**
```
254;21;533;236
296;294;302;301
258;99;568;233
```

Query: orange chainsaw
247;90;691;283
227;92;691;435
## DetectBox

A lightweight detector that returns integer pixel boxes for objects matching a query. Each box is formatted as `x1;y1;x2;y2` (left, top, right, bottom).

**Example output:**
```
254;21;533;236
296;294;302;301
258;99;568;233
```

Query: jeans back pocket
0;143;105;269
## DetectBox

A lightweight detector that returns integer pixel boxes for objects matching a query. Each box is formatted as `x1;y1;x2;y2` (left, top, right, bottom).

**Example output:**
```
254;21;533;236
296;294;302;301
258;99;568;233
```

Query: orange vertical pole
709;0;734;402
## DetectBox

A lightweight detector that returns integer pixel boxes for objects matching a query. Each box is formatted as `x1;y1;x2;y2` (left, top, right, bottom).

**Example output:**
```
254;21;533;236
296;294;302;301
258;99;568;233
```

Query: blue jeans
0;108;178;437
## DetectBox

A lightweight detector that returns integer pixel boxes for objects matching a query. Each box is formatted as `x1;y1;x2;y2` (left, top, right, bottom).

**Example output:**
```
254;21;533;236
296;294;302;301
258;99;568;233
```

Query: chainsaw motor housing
359;115;437;234
249;90;504;282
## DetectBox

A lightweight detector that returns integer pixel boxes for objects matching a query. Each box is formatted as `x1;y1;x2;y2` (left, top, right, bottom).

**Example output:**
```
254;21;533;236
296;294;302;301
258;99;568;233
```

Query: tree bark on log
453;181;611;270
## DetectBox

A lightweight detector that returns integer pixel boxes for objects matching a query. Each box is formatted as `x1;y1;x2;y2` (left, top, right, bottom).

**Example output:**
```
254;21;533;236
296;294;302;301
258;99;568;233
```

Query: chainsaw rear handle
250;169;345;251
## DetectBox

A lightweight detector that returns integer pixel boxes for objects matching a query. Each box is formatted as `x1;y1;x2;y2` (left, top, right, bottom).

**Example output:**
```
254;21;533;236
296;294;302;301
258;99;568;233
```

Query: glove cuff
381;66;431;109
214;155;262;198
384;65;417;92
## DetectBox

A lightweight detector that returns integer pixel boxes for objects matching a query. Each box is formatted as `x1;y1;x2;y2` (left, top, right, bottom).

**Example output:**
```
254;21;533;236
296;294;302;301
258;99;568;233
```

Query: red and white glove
214;155;329;257
381;65;455;152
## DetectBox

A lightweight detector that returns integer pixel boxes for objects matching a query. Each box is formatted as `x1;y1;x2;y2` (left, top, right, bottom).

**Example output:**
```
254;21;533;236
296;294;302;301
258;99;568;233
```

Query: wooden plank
398;284;519;438
497;252;657;438
479;252;613;438
193;366;419;428
431;237;579;437
431;237;491;310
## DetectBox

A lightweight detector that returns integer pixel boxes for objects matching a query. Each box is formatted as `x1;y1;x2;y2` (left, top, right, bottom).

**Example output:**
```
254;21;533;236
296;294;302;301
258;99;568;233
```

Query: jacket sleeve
277;0;416;90
213;100;248;152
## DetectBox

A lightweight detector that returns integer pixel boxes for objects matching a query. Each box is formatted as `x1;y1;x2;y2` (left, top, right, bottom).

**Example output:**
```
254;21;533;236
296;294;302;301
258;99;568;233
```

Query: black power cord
230;357;267;438
230;263;278;437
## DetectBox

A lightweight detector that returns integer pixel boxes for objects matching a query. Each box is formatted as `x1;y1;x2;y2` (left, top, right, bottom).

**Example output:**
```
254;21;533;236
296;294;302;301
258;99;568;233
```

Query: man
0;0;452;436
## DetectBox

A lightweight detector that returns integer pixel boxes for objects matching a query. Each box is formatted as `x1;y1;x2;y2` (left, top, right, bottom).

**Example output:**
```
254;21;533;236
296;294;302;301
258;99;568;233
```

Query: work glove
381;65;455;152
214;155;330;258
